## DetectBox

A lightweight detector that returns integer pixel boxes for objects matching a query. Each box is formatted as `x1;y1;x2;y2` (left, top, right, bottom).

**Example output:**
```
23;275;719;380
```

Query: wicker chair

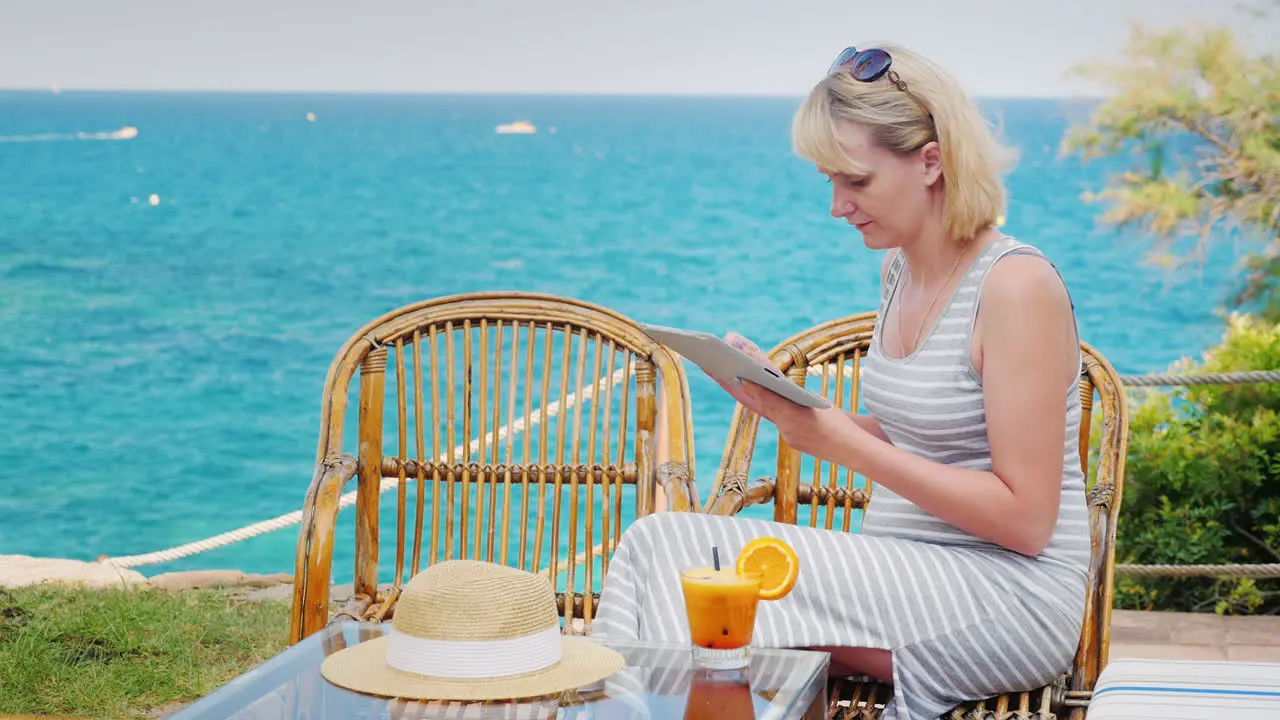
289;292;700;644
703;311;1129;720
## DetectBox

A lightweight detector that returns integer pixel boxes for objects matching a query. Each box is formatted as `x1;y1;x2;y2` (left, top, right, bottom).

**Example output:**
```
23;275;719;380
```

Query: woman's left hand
713;374;862;463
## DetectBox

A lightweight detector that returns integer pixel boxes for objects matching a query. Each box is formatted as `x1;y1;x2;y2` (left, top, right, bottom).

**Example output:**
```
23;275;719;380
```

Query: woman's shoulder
977;237;1076;346
981;237;1071;310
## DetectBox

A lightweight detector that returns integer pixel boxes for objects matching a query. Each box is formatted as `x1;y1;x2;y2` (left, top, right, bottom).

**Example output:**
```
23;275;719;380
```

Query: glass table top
172;621;830;720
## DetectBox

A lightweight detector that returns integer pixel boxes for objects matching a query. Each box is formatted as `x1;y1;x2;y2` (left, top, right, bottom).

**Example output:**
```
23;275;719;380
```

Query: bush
1113;313;1280;614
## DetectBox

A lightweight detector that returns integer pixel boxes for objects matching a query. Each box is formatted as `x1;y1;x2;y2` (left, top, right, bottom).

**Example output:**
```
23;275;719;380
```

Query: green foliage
1061;23;1280;308
1114;314;1280;614
0;585;289;718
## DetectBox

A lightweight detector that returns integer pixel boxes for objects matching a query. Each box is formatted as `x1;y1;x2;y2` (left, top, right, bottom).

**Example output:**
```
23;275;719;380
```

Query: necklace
896;244;969;358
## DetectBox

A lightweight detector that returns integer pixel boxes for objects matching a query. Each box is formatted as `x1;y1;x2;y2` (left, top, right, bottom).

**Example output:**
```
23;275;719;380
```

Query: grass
0;584;290;719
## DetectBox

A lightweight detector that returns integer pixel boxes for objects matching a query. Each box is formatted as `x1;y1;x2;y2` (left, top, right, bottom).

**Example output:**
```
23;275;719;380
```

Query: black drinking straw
713;546;721;571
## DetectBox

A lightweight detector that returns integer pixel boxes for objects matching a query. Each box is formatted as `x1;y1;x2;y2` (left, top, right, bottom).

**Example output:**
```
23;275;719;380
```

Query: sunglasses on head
828;46;910;93
828;46;934;124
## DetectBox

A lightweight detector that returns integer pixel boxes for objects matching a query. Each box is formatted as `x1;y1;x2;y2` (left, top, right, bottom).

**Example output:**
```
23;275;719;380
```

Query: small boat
495;120;536;135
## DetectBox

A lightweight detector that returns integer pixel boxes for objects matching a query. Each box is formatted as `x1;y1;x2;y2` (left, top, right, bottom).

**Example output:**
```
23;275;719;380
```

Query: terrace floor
1109;608;1280;662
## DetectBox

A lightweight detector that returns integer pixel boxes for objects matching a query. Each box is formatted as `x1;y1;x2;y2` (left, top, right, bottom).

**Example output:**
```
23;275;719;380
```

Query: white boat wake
0;125;138;143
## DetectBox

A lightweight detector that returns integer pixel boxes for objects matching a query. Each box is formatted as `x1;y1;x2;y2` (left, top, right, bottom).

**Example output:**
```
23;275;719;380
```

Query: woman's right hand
723;331;895;446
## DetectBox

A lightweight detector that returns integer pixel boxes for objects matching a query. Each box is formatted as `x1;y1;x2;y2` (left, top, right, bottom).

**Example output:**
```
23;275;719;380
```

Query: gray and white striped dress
592;236;1091;720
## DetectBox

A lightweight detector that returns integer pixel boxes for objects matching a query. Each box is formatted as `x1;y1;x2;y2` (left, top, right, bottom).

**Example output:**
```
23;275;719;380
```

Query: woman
593;44;1089;720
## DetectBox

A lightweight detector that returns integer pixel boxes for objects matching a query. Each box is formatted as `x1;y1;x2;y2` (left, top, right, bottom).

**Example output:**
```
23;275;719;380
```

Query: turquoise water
0;91;1248;582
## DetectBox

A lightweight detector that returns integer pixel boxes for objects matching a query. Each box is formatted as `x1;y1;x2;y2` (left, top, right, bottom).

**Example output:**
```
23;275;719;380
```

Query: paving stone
1224;614;1280;646
1109;643;1228;662
1225;644;1280;662
1109;610;1175;644
1169;616;1230;646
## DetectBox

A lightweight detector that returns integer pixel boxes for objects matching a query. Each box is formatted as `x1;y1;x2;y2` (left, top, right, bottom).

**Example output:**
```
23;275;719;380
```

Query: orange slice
735;537;800;601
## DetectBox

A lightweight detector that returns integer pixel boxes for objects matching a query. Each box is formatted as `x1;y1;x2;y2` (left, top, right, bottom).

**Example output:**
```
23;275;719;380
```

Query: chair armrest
657;461;698;512
652;357;698;513
289;454;359;644
707;475;777;516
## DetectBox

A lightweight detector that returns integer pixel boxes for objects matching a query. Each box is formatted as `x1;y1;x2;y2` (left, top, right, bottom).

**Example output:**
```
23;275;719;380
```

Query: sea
0;91;1251;584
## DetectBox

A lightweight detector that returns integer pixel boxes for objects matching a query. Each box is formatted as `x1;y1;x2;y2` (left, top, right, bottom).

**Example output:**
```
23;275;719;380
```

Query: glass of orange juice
680;566;761;669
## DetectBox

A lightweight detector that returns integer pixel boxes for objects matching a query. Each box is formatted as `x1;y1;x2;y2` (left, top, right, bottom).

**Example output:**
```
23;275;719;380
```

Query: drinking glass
680;566;761;669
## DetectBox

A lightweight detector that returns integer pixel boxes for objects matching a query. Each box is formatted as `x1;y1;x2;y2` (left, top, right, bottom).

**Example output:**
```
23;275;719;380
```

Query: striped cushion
1089;658;1280;719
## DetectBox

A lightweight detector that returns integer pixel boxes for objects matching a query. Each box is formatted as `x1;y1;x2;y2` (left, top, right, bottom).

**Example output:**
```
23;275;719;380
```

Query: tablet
639;323;832;409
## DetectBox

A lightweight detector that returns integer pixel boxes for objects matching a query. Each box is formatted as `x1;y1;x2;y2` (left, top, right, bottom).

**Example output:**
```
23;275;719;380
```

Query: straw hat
320;560;625;701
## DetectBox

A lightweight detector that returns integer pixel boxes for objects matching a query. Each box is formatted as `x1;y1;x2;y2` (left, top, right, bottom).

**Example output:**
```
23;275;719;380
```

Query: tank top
859;235;1092;574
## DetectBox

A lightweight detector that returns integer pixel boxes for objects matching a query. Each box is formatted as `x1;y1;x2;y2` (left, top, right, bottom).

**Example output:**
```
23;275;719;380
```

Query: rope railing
1115;563;1280;578
101;366;630;569
808;362;1280;389
1115;369;1280;578
99;359;1280;574
1116;370;1280;387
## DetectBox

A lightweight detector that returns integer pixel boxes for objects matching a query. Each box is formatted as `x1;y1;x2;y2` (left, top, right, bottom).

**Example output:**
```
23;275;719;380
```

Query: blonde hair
792;44;1016;241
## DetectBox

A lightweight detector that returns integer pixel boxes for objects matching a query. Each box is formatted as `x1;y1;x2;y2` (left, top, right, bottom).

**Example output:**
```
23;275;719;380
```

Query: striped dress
592;235;1091;720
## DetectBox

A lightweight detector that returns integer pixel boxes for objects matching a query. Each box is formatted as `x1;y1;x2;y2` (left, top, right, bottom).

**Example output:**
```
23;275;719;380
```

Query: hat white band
386;625;564;680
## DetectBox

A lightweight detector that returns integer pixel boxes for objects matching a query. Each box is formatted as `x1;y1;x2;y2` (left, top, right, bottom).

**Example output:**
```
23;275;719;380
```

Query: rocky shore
0;554;292;594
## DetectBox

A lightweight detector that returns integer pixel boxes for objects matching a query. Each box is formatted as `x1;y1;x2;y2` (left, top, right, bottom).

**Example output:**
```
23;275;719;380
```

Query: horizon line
0;85;1108;102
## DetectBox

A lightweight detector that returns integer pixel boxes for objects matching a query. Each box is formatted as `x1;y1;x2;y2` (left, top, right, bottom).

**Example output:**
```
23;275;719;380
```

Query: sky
0;0;1273;97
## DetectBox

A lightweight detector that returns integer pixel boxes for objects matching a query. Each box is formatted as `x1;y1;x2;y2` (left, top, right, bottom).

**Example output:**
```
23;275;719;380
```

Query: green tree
1066;8;1280;614
1061;18;1280;314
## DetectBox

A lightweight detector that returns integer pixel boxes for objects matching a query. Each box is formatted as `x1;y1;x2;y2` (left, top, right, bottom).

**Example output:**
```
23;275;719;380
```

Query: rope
1116;563;1280;578
102;366;629;569
1117;370;1280;387
104;511;312;569
100;348;1280;571
803;361;1280;388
